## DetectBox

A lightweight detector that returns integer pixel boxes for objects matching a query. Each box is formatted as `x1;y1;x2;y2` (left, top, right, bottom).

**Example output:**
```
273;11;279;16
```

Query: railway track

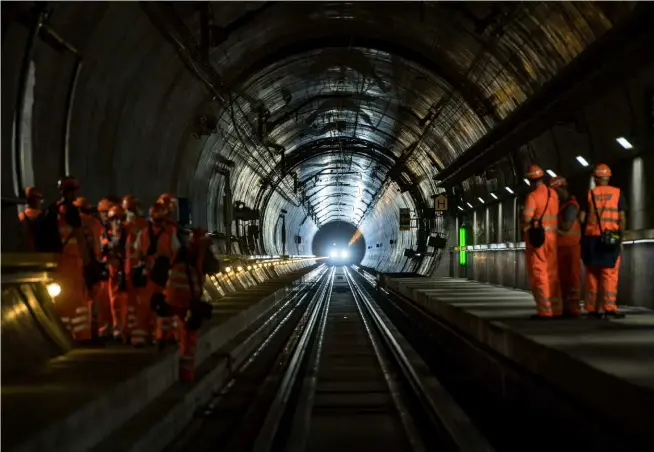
167;265;492;452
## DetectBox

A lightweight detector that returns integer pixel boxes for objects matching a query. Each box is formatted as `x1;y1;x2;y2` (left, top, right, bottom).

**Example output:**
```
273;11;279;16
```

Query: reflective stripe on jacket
584;186;621;236
523;184;559;236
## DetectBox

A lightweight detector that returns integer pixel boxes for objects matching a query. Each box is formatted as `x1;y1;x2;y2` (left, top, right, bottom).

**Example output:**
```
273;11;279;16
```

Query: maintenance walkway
2;258;319;452
382;276;654;451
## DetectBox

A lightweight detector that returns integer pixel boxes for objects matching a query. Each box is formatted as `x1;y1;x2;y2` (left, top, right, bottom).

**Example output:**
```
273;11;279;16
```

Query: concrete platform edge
383;276;654;444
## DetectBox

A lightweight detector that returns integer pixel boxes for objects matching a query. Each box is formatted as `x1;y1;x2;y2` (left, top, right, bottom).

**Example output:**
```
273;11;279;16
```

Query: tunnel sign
399;208;411;231
434;194;448;212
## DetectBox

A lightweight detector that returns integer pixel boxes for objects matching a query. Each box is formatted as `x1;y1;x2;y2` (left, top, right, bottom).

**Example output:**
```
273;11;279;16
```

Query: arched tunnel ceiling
179;1;631;232
3;1;639;268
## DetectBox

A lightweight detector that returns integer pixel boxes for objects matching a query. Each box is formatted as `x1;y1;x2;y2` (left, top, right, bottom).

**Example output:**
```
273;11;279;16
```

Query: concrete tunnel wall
441;60;654;307
1;2;644;273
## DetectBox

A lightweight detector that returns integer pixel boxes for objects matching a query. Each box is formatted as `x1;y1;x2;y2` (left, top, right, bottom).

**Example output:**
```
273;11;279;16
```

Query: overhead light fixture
330;250;338;258
237;266;243;272
490;193;498;200
457;206;464;211
466;202;473;208
546;169;557;177
247;265;252;271
576;156;589;167
616;137;633;149
505;187;514;194
524;179;530;186
478;197;485;204
225;266;232;273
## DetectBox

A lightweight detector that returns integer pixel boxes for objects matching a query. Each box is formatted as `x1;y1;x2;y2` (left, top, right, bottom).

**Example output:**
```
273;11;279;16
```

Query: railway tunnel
2;2;654;451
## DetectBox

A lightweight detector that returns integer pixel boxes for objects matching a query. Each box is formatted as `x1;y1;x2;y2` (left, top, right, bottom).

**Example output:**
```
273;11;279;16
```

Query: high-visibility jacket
19;208;42;251
136;222;180;273
584;186;621;236
124;216;148;273
165;261;203;309
557;196;581;247
106;225;128;275
58;203;90;265
80;213;103;259
523;184;559;245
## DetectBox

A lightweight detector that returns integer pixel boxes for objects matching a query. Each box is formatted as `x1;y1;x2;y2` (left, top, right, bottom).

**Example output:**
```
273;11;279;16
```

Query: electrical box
399;208;411;231
178;198;192;227
427;235;447;249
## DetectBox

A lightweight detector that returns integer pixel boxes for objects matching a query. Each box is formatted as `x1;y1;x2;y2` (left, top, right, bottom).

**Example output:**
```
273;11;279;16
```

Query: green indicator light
459;226;467;267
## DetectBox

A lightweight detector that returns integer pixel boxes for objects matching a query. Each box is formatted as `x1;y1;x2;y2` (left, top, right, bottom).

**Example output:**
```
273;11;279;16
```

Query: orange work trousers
584;255;621;313
128;284;153;347
54;254;93;341
557;245;581;315
108;275;129;340
90;281;112;337
143;281;177;343
173;310;197;382
526;234;561;317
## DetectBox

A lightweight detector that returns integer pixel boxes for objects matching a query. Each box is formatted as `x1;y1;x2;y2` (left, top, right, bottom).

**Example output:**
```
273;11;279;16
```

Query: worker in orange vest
96;198;115;338
579;164;626;319
549;176;582;317
106;204;131;342
165;228;212;381
19;186;44;251
74;197;108;340
138;202;180;348
123;195;150;347
522;165;561;319
156;193;181;341
52;176;94;342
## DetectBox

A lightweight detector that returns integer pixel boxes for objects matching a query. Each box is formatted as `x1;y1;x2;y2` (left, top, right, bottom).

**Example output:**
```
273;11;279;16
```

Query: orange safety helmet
73;197;92;210
525;164;544;180
593;163;612;178
98;198;113;213
122;194;138;211
108;204;125;220
149;203;168;221
24;186;43;200
549;176;567;188
157;193;177;211
58;175;80;191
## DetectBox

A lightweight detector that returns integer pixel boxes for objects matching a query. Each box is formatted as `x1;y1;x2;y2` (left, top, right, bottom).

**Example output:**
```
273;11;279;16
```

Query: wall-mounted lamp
616;137;633;149
546;169;557;177
505;187;514;194
466;202;473;208
457;206;464;211
576;156;589;167
524;179;530;186
477;197;485;204
490;193;498;200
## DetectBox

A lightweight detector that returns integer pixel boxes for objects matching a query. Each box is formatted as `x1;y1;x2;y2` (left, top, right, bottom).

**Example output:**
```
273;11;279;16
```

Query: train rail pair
167;265;492;452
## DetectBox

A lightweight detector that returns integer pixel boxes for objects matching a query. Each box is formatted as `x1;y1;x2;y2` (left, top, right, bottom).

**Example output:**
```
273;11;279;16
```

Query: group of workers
523;163;626;320
18;176;213;381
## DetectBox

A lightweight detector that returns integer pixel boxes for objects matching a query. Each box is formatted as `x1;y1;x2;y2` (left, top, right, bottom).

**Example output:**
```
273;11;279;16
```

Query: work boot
586;312;603;320
562;311;581;319
604;311;625;319
529;314;555;320
76;338;106;348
